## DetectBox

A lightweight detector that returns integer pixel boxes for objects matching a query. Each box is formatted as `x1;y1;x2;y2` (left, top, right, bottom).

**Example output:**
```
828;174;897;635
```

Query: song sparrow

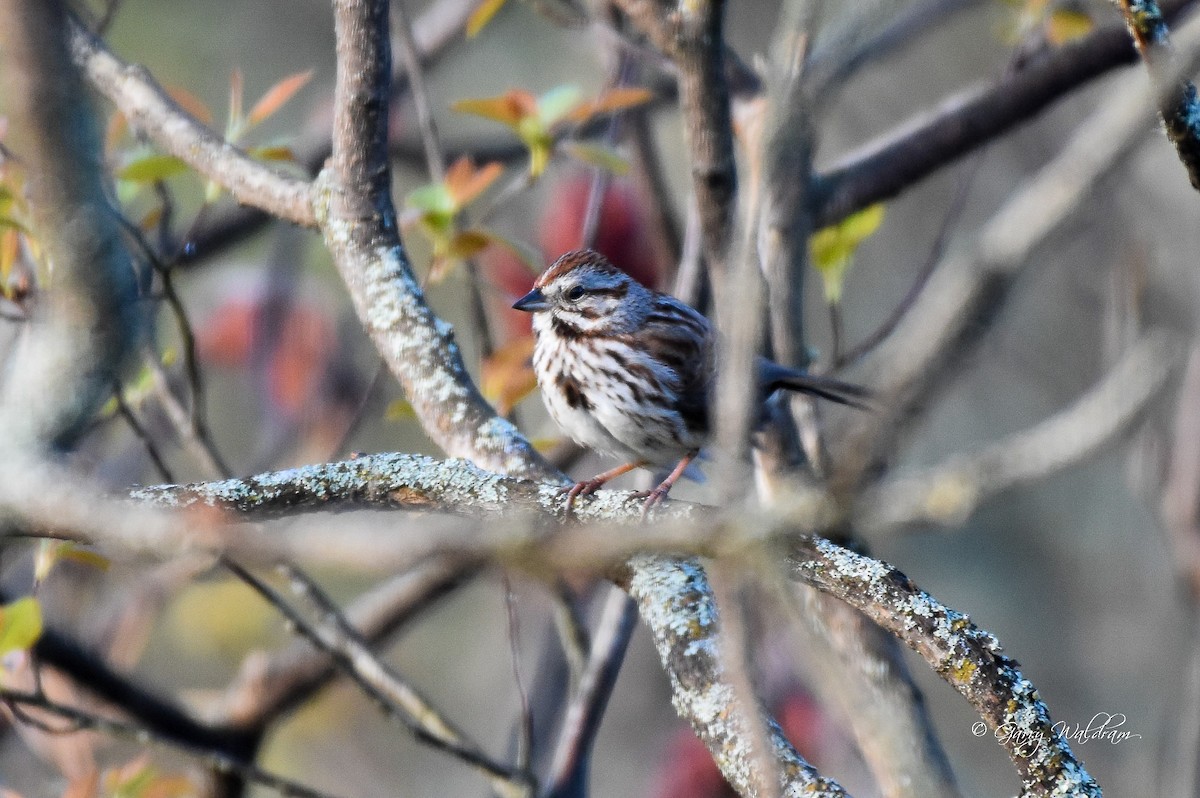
512;249;868;516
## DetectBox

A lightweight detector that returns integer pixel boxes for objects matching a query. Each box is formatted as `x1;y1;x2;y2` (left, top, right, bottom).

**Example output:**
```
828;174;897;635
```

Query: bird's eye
565;286;586;302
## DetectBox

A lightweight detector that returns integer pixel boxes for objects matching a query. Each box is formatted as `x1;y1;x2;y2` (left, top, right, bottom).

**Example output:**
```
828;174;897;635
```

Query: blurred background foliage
1;0;1196;795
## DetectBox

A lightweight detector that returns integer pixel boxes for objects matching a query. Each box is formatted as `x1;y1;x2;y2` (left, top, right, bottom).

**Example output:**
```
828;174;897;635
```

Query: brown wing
635;297;714;439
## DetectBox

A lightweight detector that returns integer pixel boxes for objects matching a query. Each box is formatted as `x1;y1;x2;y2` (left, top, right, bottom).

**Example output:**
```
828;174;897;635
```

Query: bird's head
512;249;653;335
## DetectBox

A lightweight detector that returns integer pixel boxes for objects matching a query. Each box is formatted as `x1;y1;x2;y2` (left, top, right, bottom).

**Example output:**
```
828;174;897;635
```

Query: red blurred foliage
648;689;829;798
196;295;334;420
486;171;666;335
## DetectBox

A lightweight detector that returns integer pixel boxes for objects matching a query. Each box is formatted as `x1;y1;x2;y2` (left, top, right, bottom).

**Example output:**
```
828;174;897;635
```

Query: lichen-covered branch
1115;0;1200;189
0;0;140;450
68;19;316;227
318;0;552;480
130;452;563;518
789;537;1100;797
626;557;849;797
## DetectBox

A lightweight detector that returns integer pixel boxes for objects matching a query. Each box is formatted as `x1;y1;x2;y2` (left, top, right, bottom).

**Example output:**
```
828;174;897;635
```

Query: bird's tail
758;360;872;409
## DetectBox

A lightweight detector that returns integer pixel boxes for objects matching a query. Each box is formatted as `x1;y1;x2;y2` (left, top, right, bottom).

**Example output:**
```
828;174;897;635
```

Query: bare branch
858;331;1180;534
830;26;1200;491
221;559;530;794
68;19;315;227
790;587;961;798
0;688;334;798
789;537;1100;797
812;0;1198;227
211;558;471;728
614;0;737;279
543;588;638;797
1115;0;1200;189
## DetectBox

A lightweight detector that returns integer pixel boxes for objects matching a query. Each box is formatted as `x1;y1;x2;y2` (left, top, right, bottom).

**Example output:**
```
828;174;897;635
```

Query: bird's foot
562;478;606;518
633;484;673;523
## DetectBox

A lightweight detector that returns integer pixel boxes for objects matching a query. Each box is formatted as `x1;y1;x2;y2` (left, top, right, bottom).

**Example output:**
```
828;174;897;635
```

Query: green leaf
561;141;630;175
384;398;416;421
118;153;190;183
406;183;457;217
1046;10;1093;45
536;85;583;127
0;597;42;655
809;203;885;304
527;136;553;177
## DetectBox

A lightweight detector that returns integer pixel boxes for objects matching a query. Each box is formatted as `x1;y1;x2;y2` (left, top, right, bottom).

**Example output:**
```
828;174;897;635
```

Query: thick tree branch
0;0;140;450
789;537;1100;797
316;0;552;480
627;557;849;797
68;19;316;227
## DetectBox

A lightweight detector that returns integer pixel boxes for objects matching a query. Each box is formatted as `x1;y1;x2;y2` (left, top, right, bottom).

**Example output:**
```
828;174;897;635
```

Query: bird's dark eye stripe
565;286;586;301
587;284;629;298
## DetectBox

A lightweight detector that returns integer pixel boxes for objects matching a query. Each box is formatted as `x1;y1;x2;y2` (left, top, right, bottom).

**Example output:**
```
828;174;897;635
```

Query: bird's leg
635;452;697;522
564;460;646;517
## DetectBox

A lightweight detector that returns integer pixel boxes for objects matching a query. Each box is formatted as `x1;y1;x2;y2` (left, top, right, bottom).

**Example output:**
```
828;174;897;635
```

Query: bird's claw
561;478;604;519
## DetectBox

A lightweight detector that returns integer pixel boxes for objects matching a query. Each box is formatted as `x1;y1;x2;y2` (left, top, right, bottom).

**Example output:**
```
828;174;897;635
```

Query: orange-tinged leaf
247;70;313;128
565;86;654;124
447;229;496;259
482;336;538;415
227;69;244;138
247;144;296;162
444;158;503;205
165;84;213;126
452;90;537;127
0;597;42;655
467;0;509;37
139;206;164;232
105;112;129;153
34;541;110;584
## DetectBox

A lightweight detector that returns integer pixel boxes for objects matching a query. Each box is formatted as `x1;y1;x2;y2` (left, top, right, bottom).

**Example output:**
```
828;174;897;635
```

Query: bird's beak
512;288;551;312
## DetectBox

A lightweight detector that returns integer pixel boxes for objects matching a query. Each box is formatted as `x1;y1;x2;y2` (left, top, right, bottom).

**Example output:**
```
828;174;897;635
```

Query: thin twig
113;386;175;482
543;586;638;798
221;558;531;793
0;688;338;798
